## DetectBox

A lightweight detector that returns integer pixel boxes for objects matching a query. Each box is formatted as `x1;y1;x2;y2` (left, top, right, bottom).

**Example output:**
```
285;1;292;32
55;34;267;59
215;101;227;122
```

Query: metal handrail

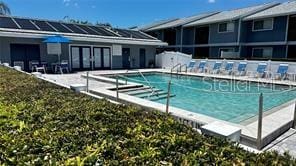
180;64;188;73
171;63;181;73
128;69;159;98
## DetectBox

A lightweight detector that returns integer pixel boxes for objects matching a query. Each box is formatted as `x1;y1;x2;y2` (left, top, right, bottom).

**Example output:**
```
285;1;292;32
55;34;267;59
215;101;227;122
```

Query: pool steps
119;86;154;93
110;84;176;101
127;89;162;96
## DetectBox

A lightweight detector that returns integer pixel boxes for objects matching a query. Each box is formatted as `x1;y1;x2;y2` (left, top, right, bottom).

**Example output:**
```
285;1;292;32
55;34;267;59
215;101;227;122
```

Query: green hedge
0;67;295;165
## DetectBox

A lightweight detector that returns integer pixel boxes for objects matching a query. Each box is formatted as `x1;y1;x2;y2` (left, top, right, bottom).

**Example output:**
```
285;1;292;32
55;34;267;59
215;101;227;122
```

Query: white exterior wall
156;51;192;69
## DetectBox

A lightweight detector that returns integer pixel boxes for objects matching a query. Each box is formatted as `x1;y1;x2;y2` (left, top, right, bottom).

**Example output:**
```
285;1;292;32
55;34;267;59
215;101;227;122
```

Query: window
253;18;273;31
219;48;235;58
252;47;273;58
218;22;234;33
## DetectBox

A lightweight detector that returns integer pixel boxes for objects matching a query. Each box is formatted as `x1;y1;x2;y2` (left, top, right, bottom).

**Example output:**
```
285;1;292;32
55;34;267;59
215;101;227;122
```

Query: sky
4;0;288;28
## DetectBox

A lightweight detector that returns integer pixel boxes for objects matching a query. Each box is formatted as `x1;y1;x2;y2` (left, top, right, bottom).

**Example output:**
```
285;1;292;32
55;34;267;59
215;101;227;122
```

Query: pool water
119;73;296;123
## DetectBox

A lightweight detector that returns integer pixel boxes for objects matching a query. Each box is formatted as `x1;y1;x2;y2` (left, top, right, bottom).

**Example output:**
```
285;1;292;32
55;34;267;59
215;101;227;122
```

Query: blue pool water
119;73;296;123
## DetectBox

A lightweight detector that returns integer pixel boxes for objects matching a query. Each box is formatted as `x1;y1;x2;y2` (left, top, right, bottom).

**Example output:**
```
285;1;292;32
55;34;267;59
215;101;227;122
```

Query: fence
155;51;192;69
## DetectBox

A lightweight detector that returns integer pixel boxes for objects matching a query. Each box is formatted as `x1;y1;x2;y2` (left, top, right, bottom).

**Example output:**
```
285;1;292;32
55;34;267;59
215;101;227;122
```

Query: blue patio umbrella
43;35;70;63
43;35;70;43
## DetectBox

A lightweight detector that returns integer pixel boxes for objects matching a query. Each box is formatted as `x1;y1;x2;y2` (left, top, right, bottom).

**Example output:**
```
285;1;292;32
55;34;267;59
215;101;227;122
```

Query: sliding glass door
93;47;111;69
71;46;91;71
71;46;111;71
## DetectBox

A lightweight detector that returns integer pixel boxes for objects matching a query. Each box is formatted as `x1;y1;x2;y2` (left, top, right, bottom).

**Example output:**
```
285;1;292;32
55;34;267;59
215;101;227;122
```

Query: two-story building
143;12;218;53
139;1;296;60
241;1;296;60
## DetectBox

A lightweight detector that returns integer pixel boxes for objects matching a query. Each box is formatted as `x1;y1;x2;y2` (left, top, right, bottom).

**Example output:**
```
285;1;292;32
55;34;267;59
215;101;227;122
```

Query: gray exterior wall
0;37;60;65
122;44;156;68
209;46;239;58
241;45;287;59
0;36;157;70
209;20;239;43
241;16;287;43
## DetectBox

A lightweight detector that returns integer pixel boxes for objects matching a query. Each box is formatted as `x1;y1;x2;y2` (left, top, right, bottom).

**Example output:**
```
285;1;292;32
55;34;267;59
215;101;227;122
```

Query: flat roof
0;15;167;46
182;3;277;27
244;1;296;20
145;12;218;31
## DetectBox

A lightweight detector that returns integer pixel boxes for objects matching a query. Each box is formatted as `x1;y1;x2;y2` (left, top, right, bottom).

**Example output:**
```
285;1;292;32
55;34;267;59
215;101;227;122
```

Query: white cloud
63;0;71;6
208;0;216;3
74;2;79;8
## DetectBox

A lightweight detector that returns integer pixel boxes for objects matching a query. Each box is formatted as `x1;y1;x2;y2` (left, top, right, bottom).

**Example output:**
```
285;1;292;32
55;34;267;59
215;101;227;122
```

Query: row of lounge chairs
186;60;291;80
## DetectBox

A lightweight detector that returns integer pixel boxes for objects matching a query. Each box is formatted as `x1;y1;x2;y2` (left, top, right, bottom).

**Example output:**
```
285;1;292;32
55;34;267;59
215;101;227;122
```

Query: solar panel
14;18;39;30
75;24;100;35
0;16;156;40
115;29;154;39
32;20;56;32
130;31;155;39
64;23;86;34
47;22;72;33
89;26;117;36
114;29;131;38
0;16;19;29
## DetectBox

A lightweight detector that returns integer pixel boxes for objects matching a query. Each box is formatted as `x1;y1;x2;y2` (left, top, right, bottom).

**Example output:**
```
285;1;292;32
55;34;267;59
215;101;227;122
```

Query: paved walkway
264;129;296;158
43;72;114;91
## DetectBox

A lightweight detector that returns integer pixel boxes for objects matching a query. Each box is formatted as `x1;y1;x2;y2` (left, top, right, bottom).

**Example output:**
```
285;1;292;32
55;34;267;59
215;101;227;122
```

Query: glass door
71;47;80;69
103;48;111;68
82;47;91;69
93;47;102;69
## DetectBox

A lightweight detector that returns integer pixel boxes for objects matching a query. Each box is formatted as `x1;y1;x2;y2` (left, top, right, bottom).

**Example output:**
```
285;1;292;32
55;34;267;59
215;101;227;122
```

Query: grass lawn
0;66;295;165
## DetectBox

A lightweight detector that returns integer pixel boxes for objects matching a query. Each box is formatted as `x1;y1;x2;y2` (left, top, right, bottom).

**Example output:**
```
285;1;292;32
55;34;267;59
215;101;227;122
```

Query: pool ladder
171;64;188;79
126;70;160;98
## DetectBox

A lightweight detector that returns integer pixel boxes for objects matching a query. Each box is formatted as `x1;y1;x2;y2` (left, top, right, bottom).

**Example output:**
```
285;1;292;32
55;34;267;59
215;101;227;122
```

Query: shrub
0;67;295;165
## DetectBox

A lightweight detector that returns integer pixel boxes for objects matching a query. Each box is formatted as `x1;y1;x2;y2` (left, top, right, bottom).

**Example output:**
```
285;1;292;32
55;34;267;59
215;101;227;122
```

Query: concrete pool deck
42;69;296;151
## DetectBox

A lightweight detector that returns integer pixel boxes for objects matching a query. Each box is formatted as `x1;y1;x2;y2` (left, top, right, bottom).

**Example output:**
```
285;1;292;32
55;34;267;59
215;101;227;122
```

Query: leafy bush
0;67;295;165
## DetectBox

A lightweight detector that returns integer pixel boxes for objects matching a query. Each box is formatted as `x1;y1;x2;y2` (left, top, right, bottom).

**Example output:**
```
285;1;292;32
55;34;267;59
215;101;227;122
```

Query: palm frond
0;1;11;15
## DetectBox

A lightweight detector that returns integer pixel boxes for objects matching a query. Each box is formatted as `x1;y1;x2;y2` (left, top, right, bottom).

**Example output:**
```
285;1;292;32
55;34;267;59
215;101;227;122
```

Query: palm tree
0;1;11;15
0;1;10;15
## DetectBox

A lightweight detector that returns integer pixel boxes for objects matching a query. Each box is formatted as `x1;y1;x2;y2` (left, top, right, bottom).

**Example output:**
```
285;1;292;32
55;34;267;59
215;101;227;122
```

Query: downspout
180;26;184;52
237;18;242;59
285;15;290;59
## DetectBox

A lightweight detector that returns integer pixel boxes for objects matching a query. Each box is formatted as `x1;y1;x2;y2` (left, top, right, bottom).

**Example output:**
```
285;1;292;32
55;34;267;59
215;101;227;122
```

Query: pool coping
83;69;296;149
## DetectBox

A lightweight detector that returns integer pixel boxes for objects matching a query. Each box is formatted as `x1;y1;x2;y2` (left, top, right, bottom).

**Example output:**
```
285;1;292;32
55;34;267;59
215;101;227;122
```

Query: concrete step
150;94;176;101
119;86;152;93
108;84;143;91
138;91;168;98
127;89;162;96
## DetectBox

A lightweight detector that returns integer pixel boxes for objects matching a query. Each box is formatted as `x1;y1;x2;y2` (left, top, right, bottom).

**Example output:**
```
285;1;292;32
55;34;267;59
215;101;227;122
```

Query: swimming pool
117;72;296;123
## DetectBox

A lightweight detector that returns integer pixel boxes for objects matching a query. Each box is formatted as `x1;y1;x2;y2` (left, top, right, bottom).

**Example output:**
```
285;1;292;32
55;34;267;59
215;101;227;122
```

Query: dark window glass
218;23;227;32
253;49;263;57
253;48;272;58
253;19;273;31
253;21;264;30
